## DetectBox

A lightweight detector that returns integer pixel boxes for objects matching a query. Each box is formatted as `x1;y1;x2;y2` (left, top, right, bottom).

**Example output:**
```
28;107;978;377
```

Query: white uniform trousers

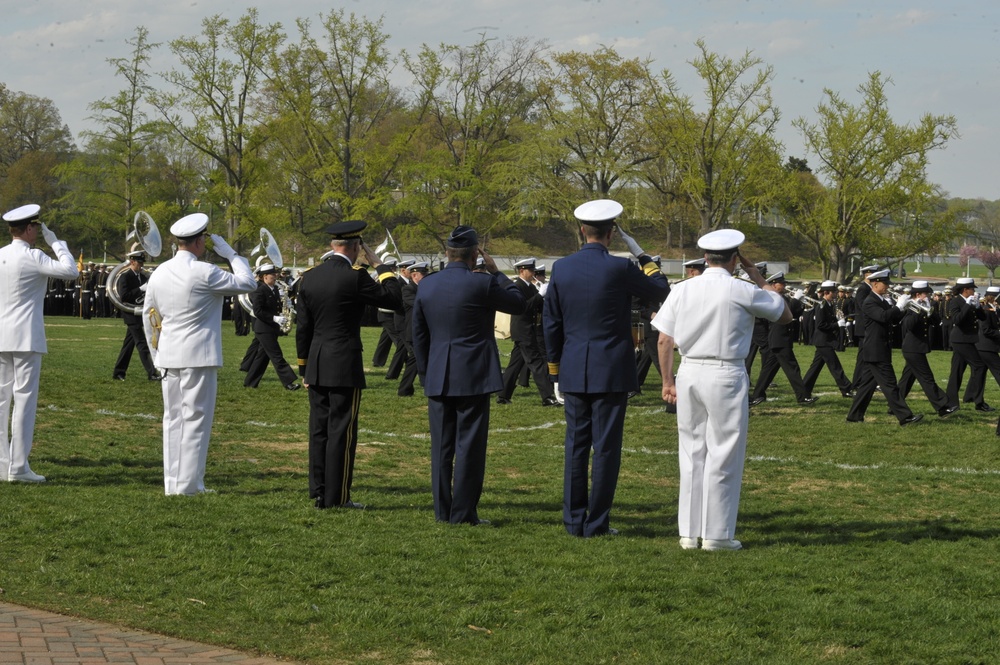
161;367;217;495
675;359;749;540
0;352;42;477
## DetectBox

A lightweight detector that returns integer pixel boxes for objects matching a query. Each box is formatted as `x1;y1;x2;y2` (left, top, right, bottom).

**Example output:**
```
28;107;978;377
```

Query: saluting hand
479;249;500;274
40;223;58;247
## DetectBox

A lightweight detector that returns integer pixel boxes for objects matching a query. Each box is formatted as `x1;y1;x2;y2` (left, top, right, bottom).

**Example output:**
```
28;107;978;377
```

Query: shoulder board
353;265;364;271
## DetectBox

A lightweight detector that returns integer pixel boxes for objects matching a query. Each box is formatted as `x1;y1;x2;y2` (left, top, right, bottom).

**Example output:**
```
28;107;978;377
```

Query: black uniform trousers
428;394;490;524
239;337;260;372
113;322;159;380
847;359;914;423
802;347;853;395
371;319;393;367
500;339;553;401
947;342;987;406
308;386;361;508
978;349;1000;393
397;342;419;396
899;352;950;411
243;331;297;388
635;328;662;386
563;391;626;538
751;346;809;401
852;336;871;387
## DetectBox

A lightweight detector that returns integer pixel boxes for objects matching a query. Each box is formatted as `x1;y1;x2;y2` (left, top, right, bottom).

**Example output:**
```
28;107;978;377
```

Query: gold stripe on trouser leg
341;387;362;505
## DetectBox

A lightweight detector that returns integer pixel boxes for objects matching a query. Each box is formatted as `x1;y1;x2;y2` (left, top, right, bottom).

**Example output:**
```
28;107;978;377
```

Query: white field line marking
96;408;158;420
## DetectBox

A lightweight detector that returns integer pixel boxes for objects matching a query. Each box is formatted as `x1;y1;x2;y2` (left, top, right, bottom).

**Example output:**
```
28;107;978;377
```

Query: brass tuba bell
107;211;163;316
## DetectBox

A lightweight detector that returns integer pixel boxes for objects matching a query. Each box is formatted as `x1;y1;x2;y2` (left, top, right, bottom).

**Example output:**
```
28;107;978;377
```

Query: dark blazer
413;262;526;397
543;244;669;393
401;280;418;344
853;282;872;337
295;257;401;388
860;292;904;362
901;308;939;354
250;280;284;335
767;296;803;348
811;299;840;348
509;278;544;343
117;267;147;325
976;307;1000;352
949;295;986;344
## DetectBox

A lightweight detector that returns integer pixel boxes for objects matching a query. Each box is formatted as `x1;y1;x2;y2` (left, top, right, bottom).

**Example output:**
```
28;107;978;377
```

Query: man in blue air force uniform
413;226;526;525
543;199;670;538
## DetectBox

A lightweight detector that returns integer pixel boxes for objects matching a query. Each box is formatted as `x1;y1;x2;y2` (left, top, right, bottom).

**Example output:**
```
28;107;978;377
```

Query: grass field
2;318;1000;664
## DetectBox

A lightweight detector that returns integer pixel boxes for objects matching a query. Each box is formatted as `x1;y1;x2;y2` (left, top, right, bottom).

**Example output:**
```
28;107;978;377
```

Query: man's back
544;244;668;393
413;262;525;397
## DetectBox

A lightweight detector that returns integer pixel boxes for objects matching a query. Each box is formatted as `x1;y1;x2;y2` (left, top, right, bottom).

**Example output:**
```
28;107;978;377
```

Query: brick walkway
0;602;294;665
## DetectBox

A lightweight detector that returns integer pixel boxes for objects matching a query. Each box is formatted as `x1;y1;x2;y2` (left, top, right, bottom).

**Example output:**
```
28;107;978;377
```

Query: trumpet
885;291;933;316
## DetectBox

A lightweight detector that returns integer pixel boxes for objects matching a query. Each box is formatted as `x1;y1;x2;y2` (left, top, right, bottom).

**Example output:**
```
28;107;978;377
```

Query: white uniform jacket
0;238;79;353
142;251;255;369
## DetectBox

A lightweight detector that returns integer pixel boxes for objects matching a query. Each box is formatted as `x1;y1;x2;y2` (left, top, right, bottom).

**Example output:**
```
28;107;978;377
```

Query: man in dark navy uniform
898;280;956;417
749;273;818;406
498;257;558;406
846;270;923;425
112;247;162;381
947;277;993;412
243;263;300;390
413;226;526;525
396;261;429;397
543;199;669;538
802;280;854;397
851;264;880;385
295;221;401;509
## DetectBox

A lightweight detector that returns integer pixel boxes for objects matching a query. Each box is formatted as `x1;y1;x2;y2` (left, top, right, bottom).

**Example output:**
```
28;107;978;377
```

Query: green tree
0;89;76;210
400;34;547;248
150;9;283;240
646;39;783;235
792;72;959;281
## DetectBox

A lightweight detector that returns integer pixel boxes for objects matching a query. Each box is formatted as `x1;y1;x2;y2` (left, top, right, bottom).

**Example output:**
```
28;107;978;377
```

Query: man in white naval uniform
0;204;79;482
142;213;255;495
652;229;790;551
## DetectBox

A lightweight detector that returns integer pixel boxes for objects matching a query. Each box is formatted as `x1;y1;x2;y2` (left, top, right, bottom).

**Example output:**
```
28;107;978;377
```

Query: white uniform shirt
142;250;255;368
0;238;79;353
651;266;784;360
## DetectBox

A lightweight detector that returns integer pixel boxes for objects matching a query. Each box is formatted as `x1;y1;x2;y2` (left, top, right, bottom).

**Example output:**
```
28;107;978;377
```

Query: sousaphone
107;211;163;316
237;228;294;332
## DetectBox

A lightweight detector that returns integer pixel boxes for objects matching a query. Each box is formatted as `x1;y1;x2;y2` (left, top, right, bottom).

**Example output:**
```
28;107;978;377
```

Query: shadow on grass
742;508;1000;545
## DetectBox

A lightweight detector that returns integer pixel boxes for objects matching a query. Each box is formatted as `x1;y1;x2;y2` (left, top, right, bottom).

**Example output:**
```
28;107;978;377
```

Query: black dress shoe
627;390;640;399
938;405;960;418
841;389;856;398
113;375;126;381
338;500;366;509
976;403;996;412
900;414;924;426
397;391;414;397
542;397;561;407
846;417;864;423
798;396;819;405
748;396;766;407
496;397;512;405
285;382;302;391
148;374;163;381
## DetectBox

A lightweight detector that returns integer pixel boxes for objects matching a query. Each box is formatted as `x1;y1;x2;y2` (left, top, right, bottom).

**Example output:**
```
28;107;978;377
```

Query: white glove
273;315;288;327
40;223;58;247
967;294;981;307
537;282;548;297
895;294;911;311
139;284;147;293
837;319;848;328
791;289;806;301
617;227;645;258
209;234;237;260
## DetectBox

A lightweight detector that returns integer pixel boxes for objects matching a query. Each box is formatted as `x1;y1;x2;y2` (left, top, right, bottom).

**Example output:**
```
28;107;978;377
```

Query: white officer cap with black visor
3;204;41;226
169;213;209;240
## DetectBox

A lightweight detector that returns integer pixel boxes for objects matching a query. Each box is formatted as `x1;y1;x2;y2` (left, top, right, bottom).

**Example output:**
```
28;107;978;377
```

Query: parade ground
1;319;999;664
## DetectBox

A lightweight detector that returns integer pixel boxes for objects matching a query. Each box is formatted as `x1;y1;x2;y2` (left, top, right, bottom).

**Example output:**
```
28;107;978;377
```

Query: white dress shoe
9;470;46;483
702;539;742;551
679;537;700;550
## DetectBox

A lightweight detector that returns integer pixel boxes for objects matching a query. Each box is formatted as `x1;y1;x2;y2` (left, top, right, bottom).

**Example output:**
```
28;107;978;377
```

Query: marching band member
243;263;300;391
112;246;162;382
898;281;957;417
946;277;992;412
802;280;855;398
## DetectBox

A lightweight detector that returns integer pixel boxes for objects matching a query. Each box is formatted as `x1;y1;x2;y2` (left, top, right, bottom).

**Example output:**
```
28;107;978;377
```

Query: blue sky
3;0;999;199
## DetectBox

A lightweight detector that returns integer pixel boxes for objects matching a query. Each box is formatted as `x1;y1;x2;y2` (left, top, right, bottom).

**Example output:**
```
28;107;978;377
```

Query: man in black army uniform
296;221;401;509
851;265;880;386
497;257;558;406
112;248;161;381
